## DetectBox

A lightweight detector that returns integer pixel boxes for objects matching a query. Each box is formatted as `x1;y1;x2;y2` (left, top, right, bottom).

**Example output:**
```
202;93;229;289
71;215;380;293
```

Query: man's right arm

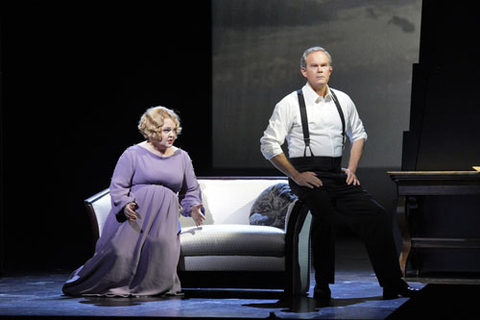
270;153;322;189
260;97;322;189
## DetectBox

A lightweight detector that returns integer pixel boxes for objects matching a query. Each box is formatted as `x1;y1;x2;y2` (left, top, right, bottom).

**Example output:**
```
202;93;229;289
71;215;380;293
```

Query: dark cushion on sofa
249;183;297;229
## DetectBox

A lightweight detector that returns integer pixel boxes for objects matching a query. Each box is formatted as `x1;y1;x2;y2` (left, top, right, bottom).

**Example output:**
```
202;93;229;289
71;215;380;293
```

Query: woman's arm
109;149;136;220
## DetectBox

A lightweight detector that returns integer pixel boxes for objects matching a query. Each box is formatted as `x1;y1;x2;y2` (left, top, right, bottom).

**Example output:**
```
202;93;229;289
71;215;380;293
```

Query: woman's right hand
124;202;139;221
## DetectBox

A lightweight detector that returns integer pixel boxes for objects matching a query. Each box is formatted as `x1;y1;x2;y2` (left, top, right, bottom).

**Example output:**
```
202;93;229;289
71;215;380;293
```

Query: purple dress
62;145;202;296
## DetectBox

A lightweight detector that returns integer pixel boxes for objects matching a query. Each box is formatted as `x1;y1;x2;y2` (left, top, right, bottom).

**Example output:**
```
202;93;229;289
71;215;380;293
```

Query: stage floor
0;238;423;319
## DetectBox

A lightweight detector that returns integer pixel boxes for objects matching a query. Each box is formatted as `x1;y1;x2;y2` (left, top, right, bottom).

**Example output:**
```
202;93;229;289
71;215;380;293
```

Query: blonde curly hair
138;106;182;141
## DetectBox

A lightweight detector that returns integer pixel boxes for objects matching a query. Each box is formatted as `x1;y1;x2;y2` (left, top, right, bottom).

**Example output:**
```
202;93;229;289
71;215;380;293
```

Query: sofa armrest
284;199;312;295
84;188;111;246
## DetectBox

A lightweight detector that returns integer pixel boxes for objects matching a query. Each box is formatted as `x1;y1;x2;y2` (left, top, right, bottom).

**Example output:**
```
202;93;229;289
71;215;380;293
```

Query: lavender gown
62;145;202;297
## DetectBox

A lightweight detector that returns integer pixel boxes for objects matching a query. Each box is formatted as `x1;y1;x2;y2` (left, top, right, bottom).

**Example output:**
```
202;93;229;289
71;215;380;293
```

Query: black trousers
289;156;402;287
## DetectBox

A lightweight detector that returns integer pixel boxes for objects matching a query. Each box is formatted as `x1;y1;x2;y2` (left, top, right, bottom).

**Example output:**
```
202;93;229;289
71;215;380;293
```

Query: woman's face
156;117;177;148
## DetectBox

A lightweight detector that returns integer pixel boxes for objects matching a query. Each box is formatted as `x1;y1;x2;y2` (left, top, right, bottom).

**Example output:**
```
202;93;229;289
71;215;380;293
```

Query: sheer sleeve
109;148;136;218
178;151;203;217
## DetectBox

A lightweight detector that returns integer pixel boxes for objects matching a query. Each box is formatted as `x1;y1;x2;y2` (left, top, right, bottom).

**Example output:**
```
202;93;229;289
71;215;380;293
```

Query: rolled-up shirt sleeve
342;94;368;143
260;101;291;160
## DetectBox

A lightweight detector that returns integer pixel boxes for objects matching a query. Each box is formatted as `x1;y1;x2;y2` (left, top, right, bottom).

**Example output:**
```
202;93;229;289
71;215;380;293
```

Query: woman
62;106;206;297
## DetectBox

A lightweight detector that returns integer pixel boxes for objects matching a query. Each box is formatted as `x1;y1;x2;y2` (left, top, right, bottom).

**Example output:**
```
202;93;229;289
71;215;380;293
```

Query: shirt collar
303;83;333;104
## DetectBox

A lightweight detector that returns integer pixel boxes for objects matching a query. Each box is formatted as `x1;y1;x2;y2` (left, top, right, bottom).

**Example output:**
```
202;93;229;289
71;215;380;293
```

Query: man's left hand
342;168;360;186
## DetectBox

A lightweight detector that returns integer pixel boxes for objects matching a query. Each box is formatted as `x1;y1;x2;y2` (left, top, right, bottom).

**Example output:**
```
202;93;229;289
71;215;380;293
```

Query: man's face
301;51;332;90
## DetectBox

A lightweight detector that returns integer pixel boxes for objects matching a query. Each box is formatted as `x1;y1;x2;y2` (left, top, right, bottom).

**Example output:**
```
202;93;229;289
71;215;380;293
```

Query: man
260;46;417;301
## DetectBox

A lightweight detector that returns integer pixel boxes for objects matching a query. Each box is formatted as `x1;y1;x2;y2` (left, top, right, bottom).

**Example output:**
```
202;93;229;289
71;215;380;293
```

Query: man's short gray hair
300;46;333;68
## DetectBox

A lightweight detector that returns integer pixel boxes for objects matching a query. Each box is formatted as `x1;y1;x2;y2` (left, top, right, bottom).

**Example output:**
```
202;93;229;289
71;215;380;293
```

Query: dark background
1;0;480;274
211;0;422;170
1;1;213;271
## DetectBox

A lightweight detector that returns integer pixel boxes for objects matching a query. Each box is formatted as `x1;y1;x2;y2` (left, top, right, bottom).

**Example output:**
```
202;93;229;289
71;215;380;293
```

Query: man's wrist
347;167;357;174
291;170;302;181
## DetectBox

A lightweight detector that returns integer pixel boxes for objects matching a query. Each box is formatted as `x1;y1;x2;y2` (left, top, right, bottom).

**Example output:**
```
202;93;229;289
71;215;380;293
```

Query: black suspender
296;89;314;157
330;90;347;148
296;88;346;158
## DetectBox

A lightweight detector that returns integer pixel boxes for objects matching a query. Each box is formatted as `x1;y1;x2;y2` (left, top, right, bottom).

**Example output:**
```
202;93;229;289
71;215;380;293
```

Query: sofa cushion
249;183;297;229
180;224;285;257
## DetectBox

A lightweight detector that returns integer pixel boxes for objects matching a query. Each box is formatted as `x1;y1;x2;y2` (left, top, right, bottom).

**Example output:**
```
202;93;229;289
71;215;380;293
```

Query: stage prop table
388;171;480;277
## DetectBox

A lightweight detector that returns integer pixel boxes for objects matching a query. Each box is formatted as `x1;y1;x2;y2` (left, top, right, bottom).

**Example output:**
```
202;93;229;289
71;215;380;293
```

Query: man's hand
343;138;364;186
269;153;322;189
293;171;323;189
342;168;360;186
191;204;206;227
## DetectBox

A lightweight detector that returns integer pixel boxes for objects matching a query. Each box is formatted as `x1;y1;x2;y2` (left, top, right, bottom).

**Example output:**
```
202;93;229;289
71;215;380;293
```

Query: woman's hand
124;202;139;221
191;204;206;227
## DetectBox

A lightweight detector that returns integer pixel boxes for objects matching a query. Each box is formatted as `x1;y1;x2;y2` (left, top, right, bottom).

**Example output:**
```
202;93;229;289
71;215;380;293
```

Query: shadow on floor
244;294;384;314
387;284;480;319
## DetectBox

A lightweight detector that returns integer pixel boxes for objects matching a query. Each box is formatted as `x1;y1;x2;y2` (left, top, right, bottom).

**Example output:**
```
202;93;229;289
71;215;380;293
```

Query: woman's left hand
191;204;206;226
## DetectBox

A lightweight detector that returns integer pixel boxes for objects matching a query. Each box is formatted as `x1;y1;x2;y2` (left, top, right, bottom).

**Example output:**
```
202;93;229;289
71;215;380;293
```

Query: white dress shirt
260;84;368;160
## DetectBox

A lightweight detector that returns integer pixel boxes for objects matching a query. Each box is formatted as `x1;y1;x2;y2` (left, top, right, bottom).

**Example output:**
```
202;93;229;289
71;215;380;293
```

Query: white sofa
84;177;312;295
